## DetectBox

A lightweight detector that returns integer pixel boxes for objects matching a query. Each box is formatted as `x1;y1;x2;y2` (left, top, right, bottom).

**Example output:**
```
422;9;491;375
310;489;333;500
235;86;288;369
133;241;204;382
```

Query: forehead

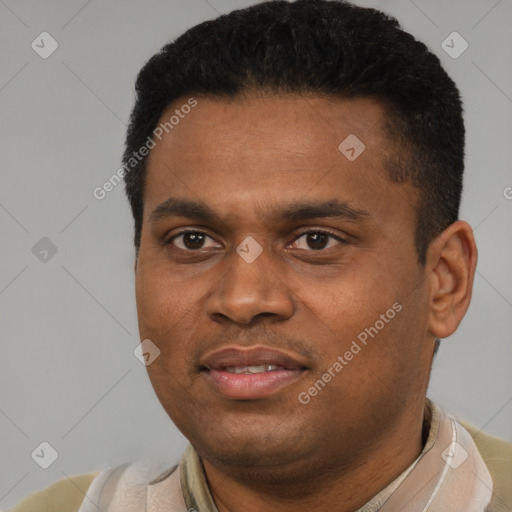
143;94;415;227
149;93;387;164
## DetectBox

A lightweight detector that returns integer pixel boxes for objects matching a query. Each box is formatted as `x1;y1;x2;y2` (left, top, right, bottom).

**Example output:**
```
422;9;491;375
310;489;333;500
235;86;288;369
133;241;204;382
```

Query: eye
167;230;220;250
290;230;346;251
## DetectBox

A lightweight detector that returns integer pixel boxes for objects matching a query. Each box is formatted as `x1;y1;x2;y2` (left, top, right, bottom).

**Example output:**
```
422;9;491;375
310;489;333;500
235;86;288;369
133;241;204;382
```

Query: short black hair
123;0;464;264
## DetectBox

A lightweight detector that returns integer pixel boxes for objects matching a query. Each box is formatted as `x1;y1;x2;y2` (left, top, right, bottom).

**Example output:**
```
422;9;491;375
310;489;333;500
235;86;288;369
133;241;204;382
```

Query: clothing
7;401;512;512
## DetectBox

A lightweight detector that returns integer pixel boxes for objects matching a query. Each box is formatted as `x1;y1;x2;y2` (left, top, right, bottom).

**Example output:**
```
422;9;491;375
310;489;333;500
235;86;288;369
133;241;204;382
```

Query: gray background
1;0;511;508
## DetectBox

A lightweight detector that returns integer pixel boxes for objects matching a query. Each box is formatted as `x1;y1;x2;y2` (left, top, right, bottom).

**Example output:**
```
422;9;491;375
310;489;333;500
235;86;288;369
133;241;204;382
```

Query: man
9;0;511;510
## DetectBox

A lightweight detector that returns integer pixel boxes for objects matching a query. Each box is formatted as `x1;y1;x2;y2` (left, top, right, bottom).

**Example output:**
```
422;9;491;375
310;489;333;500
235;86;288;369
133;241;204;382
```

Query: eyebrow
149;197;370;225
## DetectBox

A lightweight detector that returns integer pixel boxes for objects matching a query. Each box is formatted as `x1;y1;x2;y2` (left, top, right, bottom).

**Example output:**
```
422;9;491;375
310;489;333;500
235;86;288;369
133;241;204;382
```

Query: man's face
135;94;434;477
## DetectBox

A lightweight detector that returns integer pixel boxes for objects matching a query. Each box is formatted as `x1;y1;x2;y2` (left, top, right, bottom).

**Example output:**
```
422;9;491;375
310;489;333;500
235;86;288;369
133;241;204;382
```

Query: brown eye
305;232;329;250
168;231;219;250
291;230;346;251
182;232;206;249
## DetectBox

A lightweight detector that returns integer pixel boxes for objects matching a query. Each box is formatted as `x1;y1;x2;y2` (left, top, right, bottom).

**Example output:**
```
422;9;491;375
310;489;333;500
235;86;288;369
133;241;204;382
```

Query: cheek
309;272;397;339
135;261;192;347
135;265;198;412
303;260;424;378
134;258;218;377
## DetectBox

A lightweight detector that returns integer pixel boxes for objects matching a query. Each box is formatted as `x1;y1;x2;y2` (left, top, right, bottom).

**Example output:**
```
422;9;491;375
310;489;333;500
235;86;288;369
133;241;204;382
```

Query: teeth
225;364;282;374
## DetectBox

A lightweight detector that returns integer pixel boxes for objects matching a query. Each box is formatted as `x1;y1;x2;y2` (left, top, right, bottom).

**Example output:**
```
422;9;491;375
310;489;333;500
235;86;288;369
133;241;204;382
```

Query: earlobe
426;221;477;339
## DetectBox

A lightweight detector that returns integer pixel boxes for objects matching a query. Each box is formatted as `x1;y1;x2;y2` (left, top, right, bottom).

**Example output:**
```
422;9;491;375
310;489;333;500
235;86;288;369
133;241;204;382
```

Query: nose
206;247;295;325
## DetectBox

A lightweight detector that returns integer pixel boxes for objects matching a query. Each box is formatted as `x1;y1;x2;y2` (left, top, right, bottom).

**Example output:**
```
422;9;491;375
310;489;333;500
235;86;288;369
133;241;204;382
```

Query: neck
202;402;428;512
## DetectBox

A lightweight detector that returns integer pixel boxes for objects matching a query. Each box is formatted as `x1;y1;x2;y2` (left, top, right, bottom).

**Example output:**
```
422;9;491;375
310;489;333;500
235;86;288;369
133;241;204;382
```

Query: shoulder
6;471;99;512
460;420;512;510
6;457;179;512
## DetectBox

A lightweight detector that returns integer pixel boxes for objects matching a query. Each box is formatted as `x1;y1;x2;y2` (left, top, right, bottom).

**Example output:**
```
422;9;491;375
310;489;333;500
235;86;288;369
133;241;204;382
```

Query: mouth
224;364;287;374
199;346;309;400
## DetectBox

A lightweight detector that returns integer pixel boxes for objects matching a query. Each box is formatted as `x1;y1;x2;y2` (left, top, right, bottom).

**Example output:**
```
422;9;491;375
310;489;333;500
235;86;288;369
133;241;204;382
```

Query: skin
134;94;477;511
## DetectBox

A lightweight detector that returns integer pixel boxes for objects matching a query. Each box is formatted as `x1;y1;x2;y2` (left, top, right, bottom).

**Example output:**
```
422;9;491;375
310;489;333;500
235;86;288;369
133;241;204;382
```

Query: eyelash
165;228;348;251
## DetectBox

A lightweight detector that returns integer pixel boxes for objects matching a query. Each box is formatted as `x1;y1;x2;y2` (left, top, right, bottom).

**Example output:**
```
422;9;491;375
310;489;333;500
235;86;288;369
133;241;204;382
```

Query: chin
184;414;312;468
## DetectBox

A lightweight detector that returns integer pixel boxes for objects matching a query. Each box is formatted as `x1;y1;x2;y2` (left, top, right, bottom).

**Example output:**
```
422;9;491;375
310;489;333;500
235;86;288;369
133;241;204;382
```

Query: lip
200;346;309;400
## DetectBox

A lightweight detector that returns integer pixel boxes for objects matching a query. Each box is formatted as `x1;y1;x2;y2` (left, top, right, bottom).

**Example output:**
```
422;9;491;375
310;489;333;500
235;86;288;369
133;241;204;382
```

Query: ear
426;220;478;339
